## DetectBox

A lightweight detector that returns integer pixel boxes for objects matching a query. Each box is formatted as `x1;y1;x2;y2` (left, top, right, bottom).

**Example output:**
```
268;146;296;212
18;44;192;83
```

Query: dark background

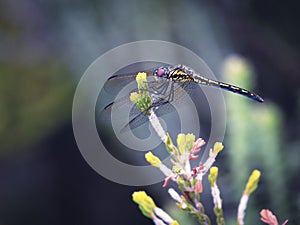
0;0;299;225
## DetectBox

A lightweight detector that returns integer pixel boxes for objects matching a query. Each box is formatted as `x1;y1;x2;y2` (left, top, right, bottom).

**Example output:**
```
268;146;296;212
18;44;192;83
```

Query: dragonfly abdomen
193;75;264;103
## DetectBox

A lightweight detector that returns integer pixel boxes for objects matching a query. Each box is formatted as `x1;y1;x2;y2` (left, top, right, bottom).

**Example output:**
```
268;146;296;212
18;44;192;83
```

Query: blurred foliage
0;62;75;156
222;56;289;224
0;0;299;224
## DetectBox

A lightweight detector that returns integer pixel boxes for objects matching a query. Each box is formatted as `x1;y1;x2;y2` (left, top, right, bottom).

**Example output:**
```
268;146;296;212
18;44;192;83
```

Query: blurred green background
0;0;299;225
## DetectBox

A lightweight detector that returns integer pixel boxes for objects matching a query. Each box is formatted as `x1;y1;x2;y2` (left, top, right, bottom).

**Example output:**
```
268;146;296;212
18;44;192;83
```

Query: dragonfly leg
167;81;175;103
151;82;169;95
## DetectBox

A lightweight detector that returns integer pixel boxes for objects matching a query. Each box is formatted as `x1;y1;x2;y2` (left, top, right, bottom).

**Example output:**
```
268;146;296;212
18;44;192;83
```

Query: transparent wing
120;99;172;133
147;80;198;111
119;81;199;132
120;111;148;133
102;77;170;112
102;74;200;132
103;69;154;95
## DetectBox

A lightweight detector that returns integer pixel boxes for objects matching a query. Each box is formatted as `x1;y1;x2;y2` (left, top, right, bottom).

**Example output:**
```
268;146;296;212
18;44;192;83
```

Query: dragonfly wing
150;80;198;107
120;111;149;133
103;73;198;133
121;98;172;133
103;95;134;112
103;70;153;94
153;100;175;117
102;79;163;113
172;81;198;101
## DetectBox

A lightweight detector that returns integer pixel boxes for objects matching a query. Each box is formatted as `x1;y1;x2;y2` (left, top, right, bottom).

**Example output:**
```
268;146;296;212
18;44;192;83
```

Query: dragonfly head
153;66;169;81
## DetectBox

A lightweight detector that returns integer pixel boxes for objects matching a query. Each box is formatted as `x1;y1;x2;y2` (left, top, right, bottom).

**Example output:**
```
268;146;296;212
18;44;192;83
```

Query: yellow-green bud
132;191;156;218
130;72;152;114
130;92;139;104
185;133;195;152
165;132;177;153
245;169;261;195
136;72;148;90
177;133;195;154
213;142;224;155
177;133;186;154
208;166;219;186
145;152;161;167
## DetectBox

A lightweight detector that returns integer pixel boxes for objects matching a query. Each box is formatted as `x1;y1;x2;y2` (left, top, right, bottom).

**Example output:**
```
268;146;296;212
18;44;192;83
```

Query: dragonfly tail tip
256;95;264;103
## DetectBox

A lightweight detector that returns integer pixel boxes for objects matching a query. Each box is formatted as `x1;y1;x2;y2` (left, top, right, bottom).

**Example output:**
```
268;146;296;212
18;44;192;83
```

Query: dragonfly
102;64;263;132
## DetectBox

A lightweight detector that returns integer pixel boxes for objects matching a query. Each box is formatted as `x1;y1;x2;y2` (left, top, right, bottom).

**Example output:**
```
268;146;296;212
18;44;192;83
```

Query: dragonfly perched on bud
102;64;263;132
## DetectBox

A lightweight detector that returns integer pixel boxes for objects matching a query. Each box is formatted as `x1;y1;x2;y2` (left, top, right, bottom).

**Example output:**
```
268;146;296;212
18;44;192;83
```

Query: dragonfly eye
155;67;165;77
